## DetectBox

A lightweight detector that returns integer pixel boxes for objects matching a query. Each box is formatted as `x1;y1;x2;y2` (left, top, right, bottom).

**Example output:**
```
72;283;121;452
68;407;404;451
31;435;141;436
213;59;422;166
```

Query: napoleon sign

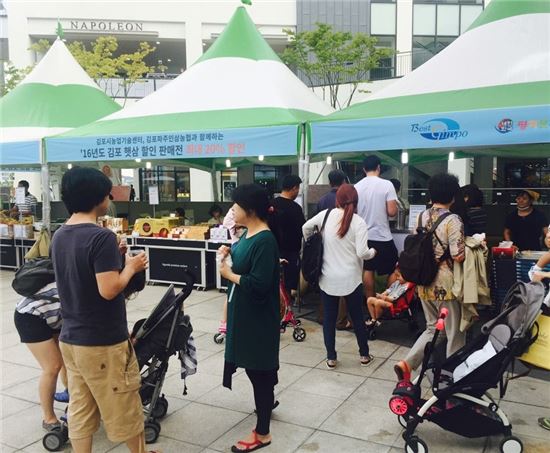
69;20;144;32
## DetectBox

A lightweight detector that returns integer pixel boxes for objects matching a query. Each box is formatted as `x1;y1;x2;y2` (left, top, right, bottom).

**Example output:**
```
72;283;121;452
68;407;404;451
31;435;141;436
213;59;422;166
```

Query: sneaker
394;360;411;382
218;321;227;334
326;359;337;369
360;355;374;367
42;420;61;432
54;389;70;403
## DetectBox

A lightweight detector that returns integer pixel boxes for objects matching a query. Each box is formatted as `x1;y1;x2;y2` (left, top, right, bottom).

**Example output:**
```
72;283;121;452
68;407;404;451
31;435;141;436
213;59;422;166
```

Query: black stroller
42;273;195;451
132;272;195;444
389;281;545;453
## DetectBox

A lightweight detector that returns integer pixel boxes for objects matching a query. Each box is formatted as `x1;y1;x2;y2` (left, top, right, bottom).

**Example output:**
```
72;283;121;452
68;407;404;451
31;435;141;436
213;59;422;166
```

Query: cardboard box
14;224;34;239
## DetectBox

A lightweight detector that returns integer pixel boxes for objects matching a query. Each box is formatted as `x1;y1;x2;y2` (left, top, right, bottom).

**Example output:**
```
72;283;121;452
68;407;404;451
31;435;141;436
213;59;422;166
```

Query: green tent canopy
310;0;550;159
45;7;333;166
0;38;120;166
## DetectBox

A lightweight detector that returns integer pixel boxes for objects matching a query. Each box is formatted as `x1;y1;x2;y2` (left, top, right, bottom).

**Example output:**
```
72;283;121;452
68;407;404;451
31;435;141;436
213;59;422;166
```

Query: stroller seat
452;324;512;384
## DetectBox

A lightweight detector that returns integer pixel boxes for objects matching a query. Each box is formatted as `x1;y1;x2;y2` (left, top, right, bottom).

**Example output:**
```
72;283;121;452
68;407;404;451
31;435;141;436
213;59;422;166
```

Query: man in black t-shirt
504;190;548;251
271;175;306;293
52;167;148;453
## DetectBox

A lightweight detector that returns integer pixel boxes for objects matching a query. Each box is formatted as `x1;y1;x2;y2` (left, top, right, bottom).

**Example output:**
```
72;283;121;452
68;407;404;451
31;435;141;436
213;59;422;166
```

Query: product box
14;224;34;239
0;223;13;238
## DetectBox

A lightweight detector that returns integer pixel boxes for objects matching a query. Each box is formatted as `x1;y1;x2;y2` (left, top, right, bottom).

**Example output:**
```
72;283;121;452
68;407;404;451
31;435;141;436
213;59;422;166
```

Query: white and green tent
46;6;333;167
0;38;121;166
310;0;550;163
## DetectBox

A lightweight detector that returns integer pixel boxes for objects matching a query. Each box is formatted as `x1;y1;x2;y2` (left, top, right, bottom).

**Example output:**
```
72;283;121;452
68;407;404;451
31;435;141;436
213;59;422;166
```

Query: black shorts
280;250;300;292
14;311;60;343
363;240;398;276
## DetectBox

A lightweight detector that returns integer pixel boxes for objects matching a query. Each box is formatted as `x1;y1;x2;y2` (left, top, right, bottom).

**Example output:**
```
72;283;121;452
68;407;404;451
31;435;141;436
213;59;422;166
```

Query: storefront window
139;166;190;203
220;169;238;202
254;165;292;197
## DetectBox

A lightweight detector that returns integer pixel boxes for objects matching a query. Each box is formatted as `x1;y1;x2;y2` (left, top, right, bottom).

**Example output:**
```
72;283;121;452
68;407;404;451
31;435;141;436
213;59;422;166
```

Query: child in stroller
366;266;417;340
389;281;545;453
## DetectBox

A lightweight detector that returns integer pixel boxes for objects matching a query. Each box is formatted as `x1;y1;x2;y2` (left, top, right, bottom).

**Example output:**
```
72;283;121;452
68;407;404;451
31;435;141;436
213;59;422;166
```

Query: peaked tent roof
310;0;550;157
0;38;121;165
46;7;333;167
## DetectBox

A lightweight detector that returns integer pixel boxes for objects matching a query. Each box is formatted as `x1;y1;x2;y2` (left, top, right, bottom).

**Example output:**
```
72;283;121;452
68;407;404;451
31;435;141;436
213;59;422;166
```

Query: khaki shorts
60;340;144;443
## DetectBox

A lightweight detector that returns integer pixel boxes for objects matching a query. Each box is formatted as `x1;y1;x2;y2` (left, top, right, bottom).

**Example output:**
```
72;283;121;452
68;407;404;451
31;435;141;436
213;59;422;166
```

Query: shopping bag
519;314;550;371
24;228;51;259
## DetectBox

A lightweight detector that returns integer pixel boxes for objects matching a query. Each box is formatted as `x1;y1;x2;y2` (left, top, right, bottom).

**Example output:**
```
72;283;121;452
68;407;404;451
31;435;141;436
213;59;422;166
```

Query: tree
27;37;158;104
281;23;393;109
1;62;33;96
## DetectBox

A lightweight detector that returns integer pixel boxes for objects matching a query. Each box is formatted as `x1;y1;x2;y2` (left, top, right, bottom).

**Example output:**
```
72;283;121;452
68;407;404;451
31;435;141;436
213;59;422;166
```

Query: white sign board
148;186;159;205
15;187;26;205
408;205;426;230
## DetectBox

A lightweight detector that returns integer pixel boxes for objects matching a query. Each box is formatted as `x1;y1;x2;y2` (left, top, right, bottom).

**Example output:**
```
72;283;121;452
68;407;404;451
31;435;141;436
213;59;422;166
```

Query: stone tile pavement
0;271;548;452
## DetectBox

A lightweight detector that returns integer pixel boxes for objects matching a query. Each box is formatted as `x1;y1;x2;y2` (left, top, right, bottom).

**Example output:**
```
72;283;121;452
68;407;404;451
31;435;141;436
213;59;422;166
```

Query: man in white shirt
355;156;399;300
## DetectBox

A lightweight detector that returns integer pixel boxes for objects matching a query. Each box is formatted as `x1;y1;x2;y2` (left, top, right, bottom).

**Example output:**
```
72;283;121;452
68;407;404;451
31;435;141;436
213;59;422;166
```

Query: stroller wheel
389;396;410;416
213;333;225;344
499;436;523;453
144;420;161;444
295;319;302;326
404;436;428;453
42;428;67;452
152;396;169;419
292;327;306;342
368;329;377;340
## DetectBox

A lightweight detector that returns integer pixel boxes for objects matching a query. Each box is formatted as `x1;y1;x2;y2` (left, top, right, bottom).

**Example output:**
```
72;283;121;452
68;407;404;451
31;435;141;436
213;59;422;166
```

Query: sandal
538;417;550;431
326;359;337;369
394;360;411;382
360;355;374;367
231;430;271;452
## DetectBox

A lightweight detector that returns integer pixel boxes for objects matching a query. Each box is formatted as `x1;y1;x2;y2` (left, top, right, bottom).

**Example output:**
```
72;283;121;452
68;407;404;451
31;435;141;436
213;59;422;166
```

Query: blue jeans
321;285;369;360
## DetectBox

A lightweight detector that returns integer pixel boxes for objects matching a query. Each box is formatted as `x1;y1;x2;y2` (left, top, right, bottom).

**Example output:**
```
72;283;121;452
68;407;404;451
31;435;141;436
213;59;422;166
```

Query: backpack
12;258;55;298
398;211;452;286
301;209;332;285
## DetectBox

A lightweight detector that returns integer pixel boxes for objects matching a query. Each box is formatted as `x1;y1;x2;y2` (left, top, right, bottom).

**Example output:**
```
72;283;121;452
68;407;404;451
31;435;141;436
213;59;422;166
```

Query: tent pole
298;124;309;218
211;161;219;202
40;140;51;232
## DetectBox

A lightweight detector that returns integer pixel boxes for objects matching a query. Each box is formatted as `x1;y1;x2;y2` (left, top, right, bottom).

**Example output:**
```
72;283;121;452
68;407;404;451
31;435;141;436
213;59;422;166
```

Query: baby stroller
366;283;420;341
389;281;544;453
132;273;195;444
279;261;306;342
42;274;195;451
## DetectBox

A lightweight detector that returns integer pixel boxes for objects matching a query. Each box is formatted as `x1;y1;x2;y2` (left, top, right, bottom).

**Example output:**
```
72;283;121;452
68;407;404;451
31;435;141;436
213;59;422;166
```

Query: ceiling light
67;163;72;169
135;158;142;163
449;152;455;162
146;161;152;169
401;151;409;164
225;159;231;168
258;155;264;161
326;155;332;165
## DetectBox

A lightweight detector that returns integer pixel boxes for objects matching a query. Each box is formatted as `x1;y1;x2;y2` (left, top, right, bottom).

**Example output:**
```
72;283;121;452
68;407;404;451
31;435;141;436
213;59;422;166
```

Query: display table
128;236;230;290
0;237;36;270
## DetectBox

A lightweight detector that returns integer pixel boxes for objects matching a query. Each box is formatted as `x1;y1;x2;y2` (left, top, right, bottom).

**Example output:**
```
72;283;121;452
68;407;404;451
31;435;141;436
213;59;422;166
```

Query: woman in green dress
219;184;280;453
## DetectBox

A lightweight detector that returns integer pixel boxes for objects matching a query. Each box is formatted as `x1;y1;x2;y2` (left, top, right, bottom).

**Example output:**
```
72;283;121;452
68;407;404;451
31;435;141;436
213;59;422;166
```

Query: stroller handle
435;307;449;331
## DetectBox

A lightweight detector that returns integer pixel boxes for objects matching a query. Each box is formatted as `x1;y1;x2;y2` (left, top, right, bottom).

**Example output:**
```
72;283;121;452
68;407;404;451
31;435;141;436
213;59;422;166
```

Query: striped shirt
16;193;38;215
15;283;62;329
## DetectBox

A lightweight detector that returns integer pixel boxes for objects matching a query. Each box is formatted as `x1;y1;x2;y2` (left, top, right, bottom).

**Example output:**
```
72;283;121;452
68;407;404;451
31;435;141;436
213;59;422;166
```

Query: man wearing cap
504;190;548;251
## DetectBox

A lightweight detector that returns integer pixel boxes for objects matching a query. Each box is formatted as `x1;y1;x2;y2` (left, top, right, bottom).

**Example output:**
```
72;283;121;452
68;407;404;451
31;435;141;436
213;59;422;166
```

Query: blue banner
0;140;41;165
310;105;550;154
45;125;300;163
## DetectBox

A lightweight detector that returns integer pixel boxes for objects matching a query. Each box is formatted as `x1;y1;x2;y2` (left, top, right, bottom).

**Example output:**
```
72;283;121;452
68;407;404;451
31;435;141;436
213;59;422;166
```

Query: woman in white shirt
303;184;376;369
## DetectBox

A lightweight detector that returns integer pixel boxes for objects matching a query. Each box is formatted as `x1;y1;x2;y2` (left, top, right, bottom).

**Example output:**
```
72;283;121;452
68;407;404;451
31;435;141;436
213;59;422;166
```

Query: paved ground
1;270;549;452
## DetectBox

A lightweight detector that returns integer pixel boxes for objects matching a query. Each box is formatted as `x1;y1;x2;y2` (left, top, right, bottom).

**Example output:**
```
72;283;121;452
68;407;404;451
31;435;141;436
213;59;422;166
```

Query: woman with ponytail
303;184;377;369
